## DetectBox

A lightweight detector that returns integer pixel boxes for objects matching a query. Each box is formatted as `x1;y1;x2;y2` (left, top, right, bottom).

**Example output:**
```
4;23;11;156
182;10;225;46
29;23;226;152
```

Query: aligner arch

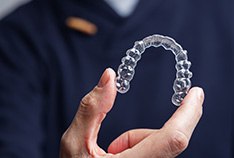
116;34;192;106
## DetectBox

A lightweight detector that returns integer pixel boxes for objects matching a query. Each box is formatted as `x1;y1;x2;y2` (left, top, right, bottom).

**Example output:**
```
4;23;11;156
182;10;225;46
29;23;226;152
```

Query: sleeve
0;22;46;158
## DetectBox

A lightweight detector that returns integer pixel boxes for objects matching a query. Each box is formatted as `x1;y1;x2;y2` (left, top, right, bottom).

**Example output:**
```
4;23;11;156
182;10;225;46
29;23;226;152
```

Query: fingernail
196;87;205;103
98;68;110;88
189;87;204;104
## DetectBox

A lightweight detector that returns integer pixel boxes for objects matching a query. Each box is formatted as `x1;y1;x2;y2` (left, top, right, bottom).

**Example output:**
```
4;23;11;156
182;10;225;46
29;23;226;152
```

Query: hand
60;68;204;158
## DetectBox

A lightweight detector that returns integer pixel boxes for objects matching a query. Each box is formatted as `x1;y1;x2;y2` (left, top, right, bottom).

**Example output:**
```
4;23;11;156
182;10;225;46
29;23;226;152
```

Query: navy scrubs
0;0;233;157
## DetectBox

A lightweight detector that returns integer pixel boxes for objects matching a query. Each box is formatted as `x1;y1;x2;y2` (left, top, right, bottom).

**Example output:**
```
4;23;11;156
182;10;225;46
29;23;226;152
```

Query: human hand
60;68;204;158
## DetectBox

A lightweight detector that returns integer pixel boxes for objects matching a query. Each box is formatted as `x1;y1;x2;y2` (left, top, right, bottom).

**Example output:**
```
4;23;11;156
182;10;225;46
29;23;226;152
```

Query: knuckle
168;130;189;155
60;131;75;151
60;132;75;156
60;132;68;147
60;131;87;158
79;91;97;114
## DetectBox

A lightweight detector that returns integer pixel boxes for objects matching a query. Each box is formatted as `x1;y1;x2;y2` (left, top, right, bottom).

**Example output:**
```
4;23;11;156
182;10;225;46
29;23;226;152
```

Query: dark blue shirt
0;0;233;157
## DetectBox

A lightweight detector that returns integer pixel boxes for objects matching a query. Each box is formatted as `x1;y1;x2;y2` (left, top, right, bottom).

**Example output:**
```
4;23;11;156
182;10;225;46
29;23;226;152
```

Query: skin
60;68;204;158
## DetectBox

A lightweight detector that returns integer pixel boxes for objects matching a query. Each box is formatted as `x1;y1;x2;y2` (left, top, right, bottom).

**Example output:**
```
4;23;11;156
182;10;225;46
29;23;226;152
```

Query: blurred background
0;0;30;19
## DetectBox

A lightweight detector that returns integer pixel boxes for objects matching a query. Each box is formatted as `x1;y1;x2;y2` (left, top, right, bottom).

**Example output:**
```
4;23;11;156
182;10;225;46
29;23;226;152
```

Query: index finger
163;87;205;140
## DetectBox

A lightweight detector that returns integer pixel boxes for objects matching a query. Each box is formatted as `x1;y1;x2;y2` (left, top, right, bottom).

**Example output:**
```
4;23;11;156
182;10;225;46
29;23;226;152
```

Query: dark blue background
0;0;233;157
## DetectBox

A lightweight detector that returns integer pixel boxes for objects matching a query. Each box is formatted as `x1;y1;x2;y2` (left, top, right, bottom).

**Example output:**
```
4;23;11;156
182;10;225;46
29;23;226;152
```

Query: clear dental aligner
116;34;193;106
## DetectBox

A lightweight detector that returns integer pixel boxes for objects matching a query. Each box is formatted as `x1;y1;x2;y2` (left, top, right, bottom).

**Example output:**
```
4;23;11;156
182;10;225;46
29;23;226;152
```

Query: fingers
163;87;204;141
119;87;204;158
108;129;156;154
60;68;117;157
75;68;117;137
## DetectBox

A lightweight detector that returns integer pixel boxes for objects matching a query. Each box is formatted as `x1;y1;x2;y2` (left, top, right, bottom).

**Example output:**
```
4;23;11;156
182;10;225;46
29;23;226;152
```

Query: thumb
61;68;117;156
76;68;117;139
